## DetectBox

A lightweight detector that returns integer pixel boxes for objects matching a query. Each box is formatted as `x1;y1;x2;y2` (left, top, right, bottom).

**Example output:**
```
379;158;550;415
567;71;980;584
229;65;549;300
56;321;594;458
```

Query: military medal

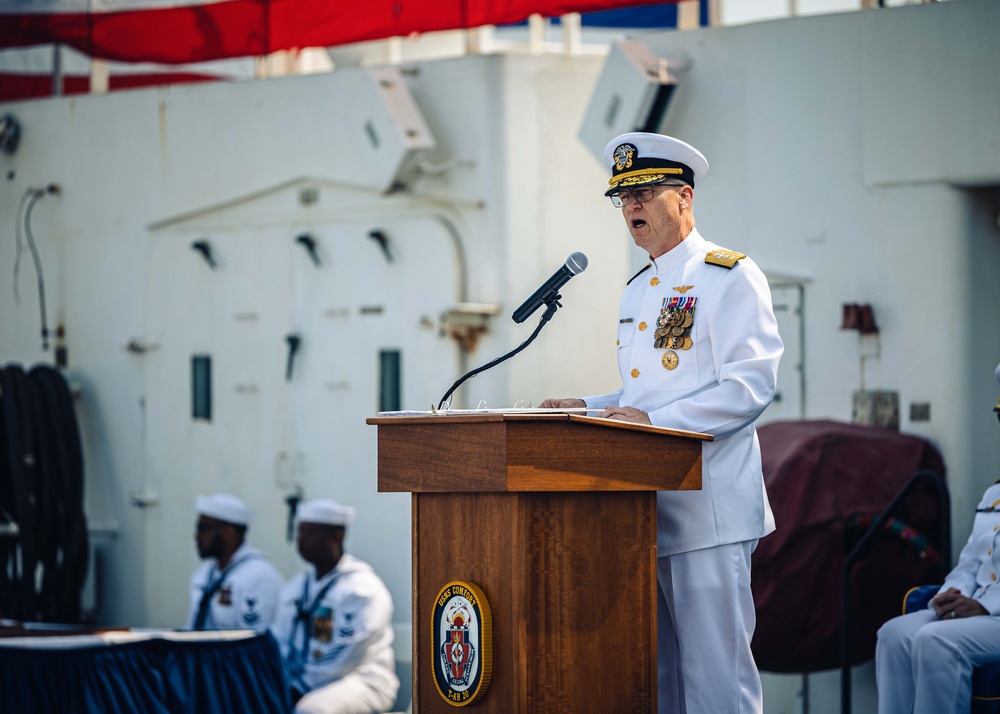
654;296;696;367
312;606;334;643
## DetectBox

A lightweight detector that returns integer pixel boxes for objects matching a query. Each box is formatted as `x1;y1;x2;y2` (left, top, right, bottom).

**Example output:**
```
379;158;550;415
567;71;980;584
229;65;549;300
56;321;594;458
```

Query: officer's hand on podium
538;398;587;409
599;406;652;425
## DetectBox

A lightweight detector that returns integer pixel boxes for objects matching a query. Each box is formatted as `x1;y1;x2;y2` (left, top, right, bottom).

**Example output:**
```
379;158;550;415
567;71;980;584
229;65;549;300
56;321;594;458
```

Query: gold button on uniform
993;573;997;582
616;340;620;345
990;549;993;556
650;277;660;286
994;525;999;532
638;322;647;331
630;368;640;378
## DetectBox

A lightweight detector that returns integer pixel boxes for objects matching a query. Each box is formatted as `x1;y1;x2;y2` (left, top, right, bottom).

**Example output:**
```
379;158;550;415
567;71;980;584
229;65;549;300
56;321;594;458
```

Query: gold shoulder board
705;249;747;269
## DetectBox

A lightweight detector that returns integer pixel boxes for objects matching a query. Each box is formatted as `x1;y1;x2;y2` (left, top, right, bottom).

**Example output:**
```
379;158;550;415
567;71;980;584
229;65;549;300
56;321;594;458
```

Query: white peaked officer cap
603;132;709;196
298;498;357;527
196;493;252;526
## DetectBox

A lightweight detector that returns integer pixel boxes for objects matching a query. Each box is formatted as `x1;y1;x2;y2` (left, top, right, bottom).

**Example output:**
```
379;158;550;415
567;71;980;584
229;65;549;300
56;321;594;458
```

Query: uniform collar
214;541;255;572
310;553;354;587
649;228;705;275
230;542;256;561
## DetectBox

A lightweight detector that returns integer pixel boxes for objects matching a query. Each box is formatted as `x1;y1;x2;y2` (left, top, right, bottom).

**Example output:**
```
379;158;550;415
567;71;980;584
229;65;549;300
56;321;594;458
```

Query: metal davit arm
839;469;951;714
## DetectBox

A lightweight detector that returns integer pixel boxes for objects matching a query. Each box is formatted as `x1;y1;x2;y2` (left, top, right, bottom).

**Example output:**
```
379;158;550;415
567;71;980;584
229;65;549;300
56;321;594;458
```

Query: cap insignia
613;144;636;172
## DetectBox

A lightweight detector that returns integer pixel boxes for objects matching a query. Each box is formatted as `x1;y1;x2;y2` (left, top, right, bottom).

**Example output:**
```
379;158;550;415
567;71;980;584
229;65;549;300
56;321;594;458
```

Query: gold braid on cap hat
608;167;684;188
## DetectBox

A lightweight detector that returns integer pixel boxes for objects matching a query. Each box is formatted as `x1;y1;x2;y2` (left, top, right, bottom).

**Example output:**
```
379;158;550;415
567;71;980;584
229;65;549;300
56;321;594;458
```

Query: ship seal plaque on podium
431;580;493;706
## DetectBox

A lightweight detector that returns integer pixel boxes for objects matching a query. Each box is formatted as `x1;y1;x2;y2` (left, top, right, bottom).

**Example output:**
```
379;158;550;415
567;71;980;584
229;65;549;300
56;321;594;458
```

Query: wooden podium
366;412;711;713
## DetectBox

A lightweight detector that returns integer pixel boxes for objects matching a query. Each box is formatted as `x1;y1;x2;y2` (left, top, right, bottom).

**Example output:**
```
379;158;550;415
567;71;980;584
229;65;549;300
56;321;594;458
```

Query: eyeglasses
609;182;678;208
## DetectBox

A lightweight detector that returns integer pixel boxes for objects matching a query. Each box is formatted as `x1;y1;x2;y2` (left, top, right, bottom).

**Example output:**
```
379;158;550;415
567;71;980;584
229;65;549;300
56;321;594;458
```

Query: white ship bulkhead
1;1;1000;712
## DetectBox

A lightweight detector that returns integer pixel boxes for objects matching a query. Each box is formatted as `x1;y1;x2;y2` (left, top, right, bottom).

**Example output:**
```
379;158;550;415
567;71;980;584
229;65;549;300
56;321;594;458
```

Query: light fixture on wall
842;302;892;427
368;229;393;263
191;239;217;270
296;233;321;267
840;303;879;335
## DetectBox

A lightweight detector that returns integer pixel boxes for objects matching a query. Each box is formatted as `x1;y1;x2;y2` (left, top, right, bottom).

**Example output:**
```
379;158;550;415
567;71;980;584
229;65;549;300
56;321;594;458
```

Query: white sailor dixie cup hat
196;493;252;526
297;498;357;526
603;132;709;196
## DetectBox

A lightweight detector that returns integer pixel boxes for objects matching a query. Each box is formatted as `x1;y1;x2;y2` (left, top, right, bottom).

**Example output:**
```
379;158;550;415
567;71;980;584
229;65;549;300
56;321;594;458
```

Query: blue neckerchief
191;552;260;630
287;571;340;687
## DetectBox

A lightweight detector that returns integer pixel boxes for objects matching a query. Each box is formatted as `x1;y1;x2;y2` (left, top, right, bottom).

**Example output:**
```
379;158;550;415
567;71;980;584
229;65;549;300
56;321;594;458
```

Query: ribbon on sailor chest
654;295;696;370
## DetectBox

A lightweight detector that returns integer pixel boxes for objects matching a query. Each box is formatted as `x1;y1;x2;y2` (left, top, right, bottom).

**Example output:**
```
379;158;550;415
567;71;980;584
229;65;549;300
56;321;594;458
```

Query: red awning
0;0;676;65
0;70;222;101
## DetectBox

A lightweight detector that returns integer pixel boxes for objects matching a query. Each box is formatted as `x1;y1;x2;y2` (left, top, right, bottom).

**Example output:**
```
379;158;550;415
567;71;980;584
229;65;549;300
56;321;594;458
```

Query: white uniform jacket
939;483;1000;614
270;554;399;701
187;542;284;630
583;228;783;556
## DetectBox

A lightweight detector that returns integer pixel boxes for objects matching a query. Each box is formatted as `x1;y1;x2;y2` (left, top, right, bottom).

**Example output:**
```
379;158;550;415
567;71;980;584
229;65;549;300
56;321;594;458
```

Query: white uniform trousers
295;671;396;714
657;541;762;714
876;608;1000;714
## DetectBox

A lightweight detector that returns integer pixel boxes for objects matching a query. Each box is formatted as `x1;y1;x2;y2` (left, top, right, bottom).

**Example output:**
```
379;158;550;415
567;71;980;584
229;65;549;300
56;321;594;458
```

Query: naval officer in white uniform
541;132;783;713
270;498;399;714
188;493;284;631
876;479;1000;714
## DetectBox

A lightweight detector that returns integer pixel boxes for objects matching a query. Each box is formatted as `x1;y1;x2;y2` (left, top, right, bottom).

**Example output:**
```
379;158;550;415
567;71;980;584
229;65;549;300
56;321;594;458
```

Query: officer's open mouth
632;220;646;228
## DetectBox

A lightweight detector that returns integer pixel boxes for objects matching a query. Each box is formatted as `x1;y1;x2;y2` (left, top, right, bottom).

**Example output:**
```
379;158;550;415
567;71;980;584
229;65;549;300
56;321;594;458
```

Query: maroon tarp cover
751;420;947;673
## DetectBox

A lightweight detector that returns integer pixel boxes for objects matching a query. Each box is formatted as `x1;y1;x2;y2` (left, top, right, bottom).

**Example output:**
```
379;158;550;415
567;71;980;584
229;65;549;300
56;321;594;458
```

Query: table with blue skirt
0;628;291;713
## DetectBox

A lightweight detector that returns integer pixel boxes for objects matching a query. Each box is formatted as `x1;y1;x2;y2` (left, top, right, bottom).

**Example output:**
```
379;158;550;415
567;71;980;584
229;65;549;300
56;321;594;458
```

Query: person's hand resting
537;400;652;424
931;587;989;619
538;398;586;409
599;406;651;424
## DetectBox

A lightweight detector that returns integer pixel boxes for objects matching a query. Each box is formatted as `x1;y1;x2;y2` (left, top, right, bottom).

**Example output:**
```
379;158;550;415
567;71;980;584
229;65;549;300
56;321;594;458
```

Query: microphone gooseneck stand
437;299;561;411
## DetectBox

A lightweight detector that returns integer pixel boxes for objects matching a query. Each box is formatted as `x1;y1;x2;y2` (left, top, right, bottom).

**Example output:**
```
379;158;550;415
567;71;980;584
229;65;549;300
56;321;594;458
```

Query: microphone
437;252;588;409
511;252;589;324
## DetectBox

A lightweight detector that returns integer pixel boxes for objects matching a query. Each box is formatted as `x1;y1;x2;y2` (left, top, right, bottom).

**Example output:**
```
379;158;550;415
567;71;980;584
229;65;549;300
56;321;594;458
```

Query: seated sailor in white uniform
876;479;1000;714
188;493;284;631
270;498;399;714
